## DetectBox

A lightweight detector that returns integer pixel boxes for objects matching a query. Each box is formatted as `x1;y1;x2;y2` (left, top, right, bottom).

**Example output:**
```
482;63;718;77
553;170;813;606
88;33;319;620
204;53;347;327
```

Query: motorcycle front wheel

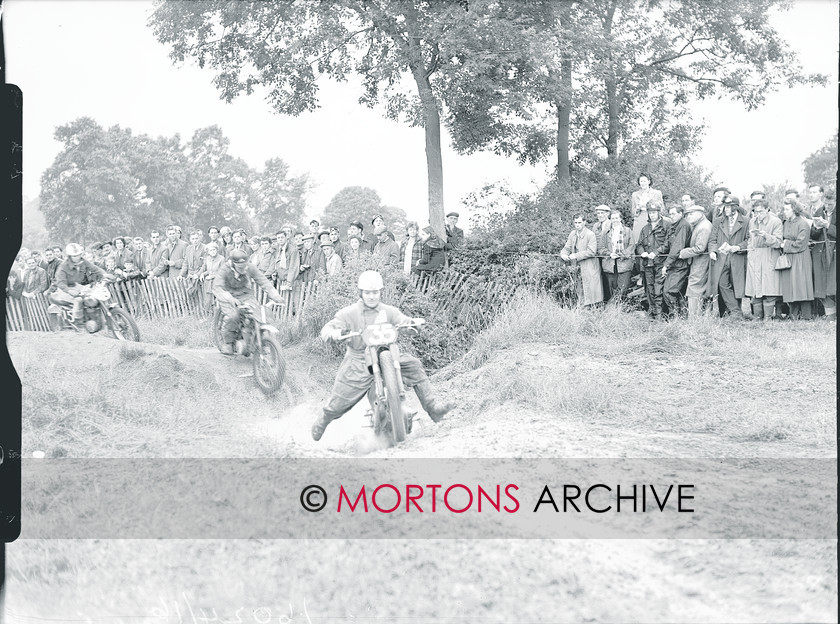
108;308;141;342
252;332;286;396
379;350;407;444
211;306;225;351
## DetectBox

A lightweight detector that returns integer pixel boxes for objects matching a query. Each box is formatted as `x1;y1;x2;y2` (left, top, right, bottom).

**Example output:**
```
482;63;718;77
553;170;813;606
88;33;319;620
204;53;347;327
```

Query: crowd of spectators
561;177;836;321
9;177;836;323
7;212;466;311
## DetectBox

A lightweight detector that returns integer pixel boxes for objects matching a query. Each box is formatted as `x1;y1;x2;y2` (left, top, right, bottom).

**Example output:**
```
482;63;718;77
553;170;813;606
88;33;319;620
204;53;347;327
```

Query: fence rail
5;270;503;334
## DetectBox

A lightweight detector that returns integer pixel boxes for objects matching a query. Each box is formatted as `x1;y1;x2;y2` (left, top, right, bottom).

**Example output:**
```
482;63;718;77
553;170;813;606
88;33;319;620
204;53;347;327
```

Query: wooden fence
5;270;506;333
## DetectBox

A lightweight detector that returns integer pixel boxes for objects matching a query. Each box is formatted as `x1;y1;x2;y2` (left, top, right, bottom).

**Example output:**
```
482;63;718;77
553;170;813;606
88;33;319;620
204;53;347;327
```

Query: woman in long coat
561;214;604;307
744;199;783;320
631;173;664;244
779;200;814;319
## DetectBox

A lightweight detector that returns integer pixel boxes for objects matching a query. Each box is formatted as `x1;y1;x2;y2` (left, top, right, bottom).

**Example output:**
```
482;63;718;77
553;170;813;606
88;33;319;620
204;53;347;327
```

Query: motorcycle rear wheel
252;332;286;396
379;350;407;444
109;308;141;342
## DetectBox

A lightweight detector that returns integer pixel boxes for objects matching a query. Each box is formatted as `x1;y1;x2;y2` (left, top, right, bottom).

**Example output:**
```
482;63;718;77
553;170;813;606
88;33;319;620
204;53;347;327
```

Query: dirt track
6;330;838;622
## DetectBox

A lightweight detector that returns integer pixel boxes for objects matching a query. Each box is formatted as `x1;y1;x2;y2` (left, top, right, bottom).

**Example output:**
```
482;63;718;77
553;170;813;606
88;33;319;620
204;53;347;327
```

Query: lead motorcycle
338;318;424;445
48;280;141;341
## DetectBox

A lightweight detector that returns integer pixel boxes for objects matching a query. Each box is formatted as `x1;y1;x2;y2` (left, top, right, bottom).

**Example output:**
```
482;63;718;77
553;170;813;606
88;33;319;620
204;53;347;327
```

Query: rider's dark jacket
54;259;105;296
212;260;283;303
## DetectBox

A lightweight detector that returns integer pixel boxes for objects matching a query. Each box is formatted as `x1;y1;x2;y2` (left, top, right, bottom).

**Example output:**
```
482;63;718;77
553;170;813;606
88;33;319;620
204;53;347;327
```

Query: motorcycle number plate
362;323;397;346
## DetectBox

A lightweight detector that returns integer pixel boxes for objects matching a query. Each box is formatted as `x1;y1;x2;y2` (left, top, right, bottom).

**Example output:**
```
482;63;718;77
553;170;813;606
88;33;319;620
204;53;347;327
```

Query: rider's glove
321;326;342;342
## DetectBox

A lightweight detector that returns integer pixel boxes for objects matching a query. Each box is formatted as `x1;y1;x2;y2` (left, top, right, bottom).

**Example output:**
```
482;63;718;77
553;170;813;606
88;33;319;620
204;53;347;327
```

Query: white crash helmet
65;243;84;257
357;270;384;291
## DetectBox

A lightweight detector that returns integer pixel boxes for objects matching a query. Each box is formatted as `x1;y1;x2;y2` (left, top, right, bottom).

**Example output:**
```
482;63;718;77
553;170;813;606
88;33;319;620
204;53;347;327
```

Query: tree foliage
38;118;309;243
803;131;838;189
148;0;534;240
319;186;408;234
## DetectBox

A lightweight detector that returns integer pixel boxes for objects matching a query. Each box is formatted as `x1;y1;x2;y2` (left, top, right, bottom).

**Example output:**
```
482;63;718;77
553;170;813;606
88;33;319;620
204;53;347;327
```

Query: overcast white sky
5;0;839;228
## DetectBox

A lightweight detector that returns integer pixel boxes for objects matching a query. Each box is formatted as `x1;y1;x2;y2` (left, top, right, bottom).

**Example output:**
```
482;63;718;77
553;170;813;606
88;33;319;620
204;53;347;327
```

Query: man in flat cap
679;203;713;317
445;212;464;248
373;225;400;267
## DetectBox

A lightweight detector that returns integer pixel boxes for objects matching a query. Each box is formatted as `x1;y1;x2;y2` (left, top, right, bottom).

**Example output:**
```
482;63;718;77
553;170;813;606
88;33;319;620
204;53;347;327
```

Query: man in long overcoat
708;197;750;317
561;214;603;307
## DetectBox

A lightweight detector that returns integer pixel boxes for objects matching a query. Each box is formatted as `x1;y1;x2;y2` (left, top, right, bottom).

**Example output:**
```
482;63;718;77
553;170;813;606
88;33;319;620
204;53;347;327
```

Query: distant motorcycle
338;319;424;445
48;281;140;341
211;303;286;396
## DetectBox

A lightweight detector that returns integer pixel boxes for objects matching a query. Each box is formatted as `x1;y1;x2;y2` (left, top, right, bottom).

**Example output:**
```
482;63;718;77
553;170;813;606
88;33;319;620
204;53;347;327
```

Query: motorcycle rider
212;248;285;355
50;243;106;322
311;270;455;441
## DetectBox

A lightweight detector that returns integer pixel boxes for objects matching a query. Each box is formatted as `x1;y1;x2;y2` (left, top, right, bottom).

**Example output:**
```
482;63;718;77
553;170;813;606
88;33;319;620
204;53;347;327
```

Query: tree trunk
555;57;572;185
605;74;619;159
412;68;446;241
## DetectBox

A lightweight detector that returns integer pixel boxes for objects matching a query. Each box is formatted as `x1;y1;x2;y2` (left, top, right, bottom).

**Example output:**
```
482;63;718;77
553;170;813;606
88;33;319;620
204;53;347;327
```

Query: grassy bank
439;290;836;449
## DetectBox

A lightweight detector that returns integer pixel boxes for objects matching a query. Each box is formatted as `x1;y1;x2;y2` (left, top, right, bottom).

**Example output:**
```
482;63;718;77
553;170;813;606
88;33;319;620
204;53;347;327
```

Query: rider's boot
311;410;336;441
220;342;235;355
413;380;454;423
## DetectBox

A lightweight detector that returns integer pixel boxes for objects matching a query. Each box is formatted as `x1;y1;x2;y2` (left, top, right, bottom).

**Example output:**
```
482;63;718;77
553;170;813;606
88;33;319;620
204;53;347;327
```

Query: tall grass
448;290;836;447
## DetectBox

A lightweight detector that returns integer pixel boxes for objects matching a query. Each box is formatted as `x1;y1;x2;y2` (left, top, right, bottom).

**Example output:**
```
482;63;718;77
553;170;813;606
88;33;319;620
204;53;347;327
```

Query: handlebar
336;319;425;341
